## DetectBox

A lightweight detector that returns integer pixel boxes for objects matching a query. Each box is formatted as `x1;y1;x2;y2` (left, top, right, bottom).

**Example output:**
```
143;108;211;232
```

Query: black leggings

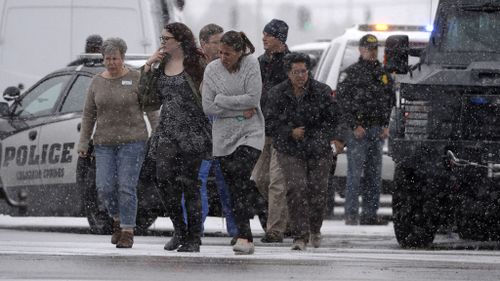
155;141;202;242
218;146;261;242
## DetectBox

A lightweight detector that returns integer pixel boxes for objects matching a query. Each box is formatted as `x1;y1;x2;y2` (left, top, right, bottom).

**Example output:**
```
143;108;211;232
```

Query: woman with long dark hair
140;22;211;252
202;31;264;255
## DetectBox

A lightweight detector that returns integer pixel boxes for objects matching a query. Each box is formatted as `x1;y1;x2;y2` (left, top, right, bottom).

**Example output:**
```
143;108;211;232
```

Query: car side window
60;75;92;114
14;75;71;118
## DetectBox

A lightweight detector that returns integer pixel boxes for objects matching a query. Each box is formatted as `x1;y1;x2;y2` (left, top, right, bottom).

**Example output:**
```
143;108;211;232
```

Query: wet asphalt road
1;222;500;281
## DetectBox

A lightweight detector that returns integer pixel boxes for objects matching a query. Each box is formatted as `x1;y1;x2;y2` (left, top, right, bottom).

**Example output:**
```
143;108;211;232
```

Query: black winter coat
258;50;290;135
336;58;395;129
266;78;342;160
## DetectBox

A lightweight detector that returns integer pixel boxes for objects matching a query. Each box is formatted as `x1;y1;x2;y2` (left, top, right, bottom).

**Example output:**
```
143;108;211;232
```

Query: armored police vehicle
385;0;500;247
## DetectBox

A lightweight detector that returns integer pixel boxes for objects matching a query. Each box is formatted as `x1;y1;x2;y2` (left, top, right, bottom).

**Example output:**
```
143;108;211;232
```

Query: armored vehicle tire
457;188;500;241
392;165;438;248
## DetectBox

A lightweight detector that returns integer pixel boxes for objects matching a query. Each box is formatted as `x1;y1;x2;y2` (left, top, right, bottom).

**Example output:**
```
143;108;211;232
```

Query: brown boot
116;230;134;248
111;220;121;245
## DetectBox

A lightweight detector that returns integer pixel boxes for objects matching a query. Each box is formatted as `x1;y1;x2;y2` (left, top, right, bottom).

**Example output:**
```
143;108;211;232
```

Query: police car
0;55;167;233
315;24;431;201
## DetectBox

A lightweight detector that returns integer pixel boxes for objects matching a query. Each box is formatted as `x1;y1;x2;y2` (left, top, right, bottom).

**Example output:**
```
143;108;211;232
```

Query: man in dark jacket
252;18;290;243
336;34;395;225
67;34;103;66
267;52;344;250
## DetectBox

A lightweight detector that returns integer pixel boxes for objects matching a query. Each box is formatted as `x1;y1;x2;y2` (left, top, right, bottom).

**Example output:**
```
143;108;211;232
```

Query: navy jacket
336;58;395;129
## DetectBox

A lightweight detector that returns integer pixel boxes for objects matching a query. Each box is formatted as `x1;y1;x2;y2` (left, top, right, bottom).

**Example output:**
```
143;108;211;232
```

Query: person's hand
243;108;256;119
78;149;88;158
331;140;345;154
145;47;167;69
292;126;305;140
380;127;390;140
353;126;365;139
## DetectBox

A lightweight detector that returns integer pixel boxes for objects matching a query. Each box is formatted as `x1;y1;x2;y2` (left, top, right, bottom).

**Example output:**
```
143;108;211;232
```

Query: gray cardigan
202;55;265;157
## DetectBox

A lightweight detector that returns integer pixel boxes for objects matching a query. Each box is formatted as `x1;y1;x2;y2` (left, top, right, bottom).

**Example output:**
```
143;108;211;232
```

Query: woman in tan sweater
78;37;155;249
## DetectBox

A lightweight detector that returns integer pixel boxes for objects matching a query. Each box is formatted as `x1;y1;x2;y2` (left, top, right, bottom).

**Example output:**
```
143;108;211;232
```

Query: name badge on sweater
122;80;132;86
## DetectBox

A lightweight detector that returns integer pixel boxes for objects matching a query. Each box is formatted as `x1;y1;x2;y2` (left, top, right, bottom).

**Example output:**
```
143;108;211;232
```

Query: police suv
315;24;431;196
0;55;165;233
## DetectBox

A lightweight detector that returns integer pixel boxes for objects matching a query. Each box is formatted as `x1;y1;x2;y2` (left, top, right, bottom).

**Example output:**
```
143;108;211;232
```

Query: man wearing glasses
266;52;344;251
336;34;395;226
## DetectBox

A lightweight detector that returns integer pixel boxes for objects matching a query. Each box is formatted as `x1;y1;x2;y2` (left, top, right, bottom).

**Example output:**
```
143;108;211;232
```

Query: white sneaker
233;238;255;255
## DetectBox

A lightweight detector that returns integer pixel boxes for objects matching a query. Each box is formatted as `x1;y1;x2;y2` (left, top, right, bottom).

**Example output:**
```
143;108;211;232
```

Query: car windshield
441;5;500;53
341;41;423;72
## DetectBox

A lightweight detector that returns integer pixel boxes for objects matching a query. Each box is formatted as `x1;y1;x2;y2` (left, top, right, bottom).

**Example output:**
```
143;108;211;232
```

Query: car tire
135;207;158;234
77;156;113;235
392;165;438;248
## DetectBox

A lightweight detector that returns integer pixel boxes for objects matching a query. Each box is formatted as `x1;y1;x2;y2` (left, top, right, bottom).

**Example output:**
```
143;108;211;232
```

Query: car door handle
28;130;37;141
77;123;81;132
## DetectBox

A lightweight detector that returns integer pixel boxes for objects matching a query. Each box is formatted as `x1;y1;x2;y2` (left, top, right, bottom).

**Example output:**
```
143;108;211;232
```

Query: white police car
315;24;431;199
0;55;165;233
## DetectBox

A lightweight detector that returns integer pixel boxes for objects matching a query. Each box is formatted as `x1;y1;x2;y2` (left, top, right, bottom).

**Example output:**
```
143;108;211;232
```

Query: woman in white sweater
202;31;264;255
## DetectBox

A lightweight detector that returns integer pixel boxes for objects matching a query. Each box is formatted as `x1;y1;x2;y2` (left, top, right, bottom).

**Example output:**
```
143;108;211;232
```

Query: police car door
37;74;92;196
0;74;72;203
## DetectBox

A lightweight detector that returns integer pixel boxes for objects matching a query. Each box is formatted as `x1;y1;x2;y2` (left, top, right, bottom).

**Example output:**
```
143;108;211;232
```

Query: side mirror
384;35;409;74
0;102;9;116
3;86;21;102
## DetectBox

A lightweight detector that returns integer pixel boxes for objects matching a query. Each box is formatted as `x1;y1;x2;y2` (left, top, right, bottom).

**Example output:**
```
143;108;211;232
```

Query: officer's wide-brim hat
359;34;379;49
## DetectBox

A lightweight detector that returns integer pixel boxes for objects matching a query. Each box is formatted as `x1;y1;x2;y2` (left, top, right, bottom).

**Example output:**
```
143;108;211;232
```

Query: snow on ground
0;215;394;237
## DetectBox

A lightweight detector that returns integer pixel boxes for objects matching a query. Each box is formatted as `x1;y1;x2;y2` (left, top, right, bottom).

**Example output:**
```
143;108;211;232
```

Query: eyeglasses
159;35;175;43
290;69;308;76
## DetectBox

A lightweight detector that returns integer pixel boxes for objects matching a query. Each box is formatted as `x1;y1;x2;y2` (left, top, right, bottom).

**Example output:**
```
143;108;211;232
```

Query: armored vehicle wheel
392;165;438;248
457;186;500;241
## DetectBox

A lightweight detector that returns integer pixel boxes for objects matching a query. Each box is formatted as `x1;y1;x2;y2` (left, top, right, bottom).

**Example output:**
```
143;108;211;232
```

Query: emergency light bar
358;24;430;32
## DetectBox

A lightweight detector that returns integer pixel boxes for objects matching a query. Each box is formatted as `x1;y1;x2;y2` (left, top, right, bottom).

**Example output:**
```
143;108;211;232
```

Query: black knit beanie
263;19;288;43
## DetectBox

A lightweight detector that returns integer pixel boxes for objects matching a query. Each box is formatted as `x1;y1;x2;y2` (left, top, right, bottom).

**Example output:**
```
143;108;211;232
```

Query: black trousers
155;141;203;242
218;146;261;242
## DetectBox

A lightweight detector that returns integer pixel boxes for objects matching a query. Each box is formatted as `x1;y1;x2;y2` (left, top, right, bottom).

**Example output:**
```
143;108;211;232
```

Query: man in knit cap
252;18;290;243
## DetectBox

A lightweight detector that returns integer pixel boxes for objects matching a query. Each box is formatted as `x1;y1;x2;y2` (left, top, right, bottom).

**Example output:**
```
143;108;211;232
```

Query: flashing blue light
425;25;434;32
470;97;489;105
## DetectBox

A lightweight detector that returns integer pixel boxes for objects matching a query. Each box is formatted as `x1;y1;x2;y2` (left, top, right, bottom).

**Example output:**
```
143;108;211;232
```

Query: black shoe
164;235;182;251
261;233;283;243
360;216;388;225
230;236;238;246
177;242;200;252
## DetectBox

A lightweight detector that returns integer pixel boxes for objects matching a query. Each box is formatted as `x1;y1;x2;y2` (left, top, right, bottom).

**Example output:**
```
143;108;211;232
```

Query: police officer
337;34;395;225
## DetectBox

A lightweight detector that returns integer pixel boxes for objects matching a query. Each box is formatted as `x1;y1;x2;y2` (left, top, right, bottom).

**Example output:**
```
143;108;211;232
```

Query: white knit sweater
202;55;265;157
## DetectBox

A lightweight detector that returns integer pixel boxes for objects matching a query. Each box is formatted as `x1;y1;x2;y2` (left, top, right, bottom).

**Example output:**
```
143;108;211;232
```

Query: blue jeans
345;127;383;219
95;141;146;228
182;159;238;237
